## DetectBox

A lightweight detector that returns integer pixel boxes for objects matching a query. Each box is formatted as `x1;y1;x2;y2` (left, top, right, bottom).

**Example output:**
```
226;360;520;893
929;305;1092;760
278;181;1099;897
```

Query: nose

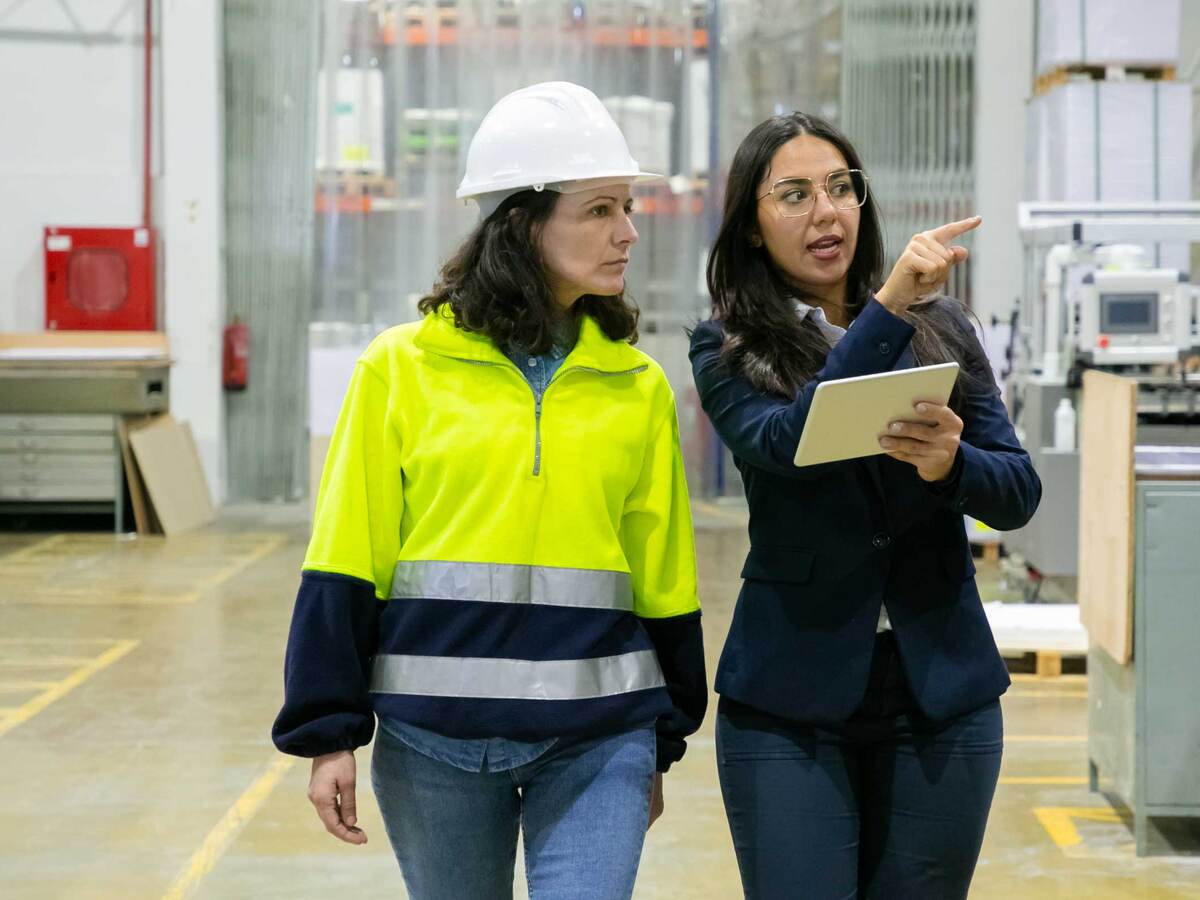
616;210;638;248
810;188;837;225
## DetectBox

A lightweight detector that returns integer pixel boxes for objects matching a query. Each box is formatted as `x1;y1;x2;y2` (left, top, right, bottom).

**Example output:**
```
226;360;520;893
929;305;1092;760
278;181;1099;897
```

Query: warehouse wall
0;0;226;501
0;1;146;333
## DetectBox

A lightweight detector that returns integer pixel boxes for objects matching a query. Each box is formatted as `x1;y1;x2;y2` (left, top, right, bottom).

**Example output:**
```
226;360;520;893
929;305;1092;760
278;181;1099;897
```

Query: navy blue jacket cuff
642;610;707;772
272;571;382;758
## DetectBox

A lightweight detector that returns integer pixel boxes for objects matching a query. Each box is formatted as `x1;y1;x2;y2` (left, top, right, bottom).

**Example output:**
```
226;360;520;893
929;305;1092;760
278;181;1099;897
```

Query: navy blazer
689;297;1041;723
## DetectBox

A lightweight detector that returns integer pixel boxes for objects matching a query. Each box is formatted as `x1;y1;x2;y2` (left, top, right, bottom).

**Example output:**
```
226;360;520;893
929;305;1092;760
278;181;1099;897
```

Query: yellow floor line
161;754;297;900
194;535;288;598
0;640;139;739
1033;806;1126;852
1000;776;1088;785
1006;735;1087;743
0;534;69;563
0;533;284;607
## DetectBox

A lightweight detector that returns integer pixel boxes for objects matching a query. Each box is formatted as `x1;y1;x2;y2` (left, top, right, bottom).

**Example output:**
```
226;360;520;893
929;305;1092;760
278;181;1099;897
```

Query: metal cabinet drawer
0;454;118;483
0;434;115;452
0;414;116;434
0;481;116;501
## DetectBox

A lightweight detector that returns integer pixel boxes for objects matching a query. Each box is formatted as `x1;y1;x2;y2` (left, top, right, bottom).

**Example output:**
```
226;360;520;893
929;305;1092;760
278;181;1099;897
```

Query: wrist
921;448;963;486
918;456;954;482
874;284;905;315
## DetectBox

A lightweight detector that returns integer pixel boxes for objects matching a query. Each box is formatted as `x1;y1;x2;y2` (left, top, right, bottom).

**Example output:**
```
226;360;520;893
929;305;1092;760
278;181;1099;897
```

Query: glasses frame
756;168;870;219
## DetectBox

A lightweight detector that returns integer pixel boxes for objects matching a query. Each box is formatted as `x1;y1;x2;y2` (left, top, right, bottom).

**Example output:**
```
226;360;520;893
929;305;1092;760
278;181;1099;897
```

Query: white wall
0;2;145;331
971;0;1035;326
0;0;226;500
161;0;225;501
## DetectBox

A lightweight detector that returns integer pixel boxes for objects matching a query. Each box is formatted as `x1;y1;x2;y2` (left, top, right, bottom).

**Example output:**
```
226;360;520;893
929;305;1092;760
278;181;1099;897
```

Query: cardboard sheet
128;415;215;535
1077;371;1137;665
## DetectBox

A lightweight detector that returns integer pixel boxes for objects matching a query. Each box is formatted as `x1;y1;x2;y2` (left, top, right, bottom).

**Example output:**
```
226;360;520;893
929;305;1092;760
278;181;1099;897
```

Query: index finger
926;216;981;245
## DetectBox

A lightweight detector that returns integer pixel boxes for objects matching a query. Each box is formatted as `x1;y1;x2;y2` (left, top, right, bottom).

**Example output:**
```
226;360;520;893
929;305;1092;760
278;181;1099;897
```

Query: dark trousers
716;632;1003;900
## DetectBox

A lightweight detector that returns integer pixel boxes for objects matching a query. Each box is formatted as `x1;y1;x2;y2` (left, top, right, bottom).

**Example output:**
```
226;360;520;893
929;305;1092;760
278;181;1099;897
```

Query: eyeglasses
757;169;869;218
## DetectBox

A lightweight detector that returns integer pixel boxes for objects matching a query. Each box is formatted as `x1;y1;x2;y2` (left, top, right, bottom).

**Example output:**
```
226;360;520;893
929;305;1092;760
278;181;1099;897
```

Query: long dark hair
418;189;640;355
707;112;983;406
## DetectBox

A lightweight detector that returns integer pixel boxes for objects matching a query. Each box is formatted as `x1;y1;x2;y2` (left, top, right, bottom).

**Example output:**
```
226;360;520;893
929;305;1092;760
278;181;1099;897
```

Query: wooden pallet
1035;63;1176;96
986;602;1088;677
1002;649;1082;678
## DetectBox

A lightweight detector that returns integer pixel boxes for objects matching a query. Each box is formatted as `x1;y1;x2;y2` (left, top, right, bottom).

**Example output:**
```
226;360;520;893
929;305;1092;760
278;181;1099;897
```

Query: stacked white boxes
1026;0;1189;271
1025;81;1191;203
602;96;675;178
1036;0;1180;75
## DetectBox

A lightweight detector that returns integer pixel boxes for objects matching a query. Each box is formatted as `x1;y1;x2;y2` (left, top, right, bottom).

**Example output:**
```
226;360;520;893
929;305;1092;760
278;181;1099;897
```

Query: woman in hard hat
273;82;706;900
690;112;1040;899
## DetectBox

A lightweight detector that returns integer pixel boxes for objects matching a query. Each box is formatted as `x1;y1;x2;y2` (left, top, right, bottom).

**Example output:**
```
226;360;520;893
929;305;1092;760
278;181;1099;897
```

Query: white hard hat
457;81;662;215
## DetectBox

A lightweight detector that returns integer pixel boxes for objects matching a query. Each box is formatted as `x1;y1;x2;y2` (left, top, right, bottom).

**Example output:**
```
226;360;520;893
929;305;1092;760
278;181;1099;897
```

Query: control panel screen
1100;292;1158;334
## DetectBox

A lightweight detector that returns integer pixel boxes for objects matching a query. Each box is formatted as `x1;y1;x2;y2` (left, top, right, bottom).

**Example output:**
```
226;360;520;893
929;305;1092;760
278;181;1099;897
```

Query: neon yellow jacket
273;308;707;770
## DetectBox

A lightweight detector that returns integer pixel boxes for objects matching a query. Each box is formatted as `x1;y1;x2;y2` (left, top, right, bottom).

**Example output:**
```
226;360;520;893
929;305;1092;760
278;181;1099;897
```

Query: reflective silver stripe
389;560;634;612
369;650;665;701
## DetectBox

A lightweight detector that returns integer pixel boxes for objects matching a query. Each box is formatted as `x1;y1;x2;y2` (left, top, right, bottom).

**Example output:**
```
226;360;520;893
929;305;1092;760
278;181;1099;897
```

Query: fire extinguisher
223;316;249;391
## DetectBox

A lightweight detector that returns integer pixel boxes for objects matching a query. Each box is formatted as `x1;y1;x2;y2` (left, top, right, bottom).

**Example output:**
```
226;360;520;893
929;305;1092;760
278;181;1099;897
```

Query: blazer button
878;341;891;356
872;532;892;549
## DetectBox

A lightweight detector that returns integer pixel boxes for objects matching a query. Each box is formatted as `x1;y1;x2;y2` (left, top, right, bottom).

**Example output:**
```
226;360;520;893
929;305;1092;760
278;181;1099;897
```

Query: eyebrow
774;169;848;182
580;195;625;206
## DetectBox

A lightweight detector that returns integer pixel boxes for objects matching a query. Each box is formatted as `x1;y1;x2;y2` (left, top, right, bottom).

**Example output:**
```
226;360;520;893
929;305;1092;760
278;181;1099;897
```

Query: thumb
340;777;358;828
949;245;969;264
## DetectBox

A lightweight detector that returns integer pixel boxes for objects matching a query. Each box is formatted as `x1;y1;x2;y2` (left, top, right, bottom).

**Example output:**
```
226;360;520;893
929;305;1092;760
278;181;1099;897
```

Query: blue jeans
716;632;1003;900
371;721;657;900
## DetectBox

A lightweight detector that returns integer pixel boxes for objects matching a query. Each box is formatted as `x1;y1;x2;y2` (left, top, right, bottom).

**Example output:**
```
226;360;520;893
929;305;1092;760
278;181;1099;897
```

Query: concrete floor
1;503;1198;899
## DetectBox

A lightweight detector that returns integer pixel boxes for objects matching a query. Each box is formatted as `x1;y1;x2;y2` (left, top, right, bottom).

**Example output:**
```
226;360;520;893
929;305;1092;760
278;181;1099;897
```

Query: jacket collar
414;306;647;374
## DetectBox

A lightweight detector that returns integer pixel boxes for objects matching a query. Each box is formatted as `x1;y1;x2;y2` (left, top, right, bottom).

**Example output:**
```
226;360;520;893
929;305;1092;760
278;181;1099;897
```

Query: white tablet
793;362;960;467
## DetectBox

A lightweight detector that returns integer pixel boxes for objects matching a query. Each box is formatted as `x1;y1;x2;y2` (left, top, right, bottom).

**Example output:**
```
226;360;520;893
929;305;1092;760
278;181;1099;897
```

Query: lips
806;235;842;251
603;258;630;266
806;235;842;261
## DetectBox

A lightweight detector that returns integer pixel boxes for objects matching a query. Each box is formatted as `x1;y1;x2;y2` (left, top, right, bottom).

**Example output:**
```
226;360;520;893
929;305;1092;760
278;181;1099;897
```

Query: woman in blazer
689;112;1040;899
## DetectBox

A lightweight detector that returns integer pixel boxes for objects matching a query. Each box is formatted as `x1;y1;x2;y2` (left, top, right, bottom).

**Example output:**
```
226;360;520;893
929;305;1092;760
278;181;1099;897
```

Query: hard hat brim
457;169;665;201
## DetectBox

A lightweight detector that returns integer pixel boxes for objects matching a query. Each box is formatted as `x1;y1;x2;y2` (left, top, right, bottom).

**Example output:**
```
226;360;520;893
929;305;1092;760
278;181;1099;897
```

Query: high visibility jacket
272;308;707;771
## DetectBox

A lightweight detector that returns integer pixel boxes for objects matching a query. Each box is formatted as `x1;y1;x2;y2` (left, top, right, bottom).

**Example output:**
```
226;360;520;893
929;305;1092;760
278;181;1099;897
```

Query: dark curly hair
418;189;640;355
707;112;987;408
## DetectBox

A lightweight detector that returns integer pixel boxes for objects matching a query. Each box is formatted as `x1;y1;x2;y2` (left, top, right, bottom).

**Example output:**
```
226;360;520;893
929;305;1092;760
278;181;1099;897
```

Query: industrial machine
1004;203;1200;586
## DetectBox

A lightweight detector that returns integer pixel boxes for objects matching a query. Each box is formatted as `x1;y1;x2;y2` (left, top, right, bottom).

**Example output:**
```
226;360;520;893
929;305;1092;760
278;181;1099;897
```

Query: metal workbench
0;342;170;532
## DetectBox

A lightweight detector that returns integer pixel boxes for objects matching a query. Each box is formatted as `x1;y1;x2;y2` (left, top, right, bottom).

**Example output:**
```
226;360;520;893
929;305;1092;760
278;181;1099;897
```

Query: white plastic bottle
1053;397;1076;452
